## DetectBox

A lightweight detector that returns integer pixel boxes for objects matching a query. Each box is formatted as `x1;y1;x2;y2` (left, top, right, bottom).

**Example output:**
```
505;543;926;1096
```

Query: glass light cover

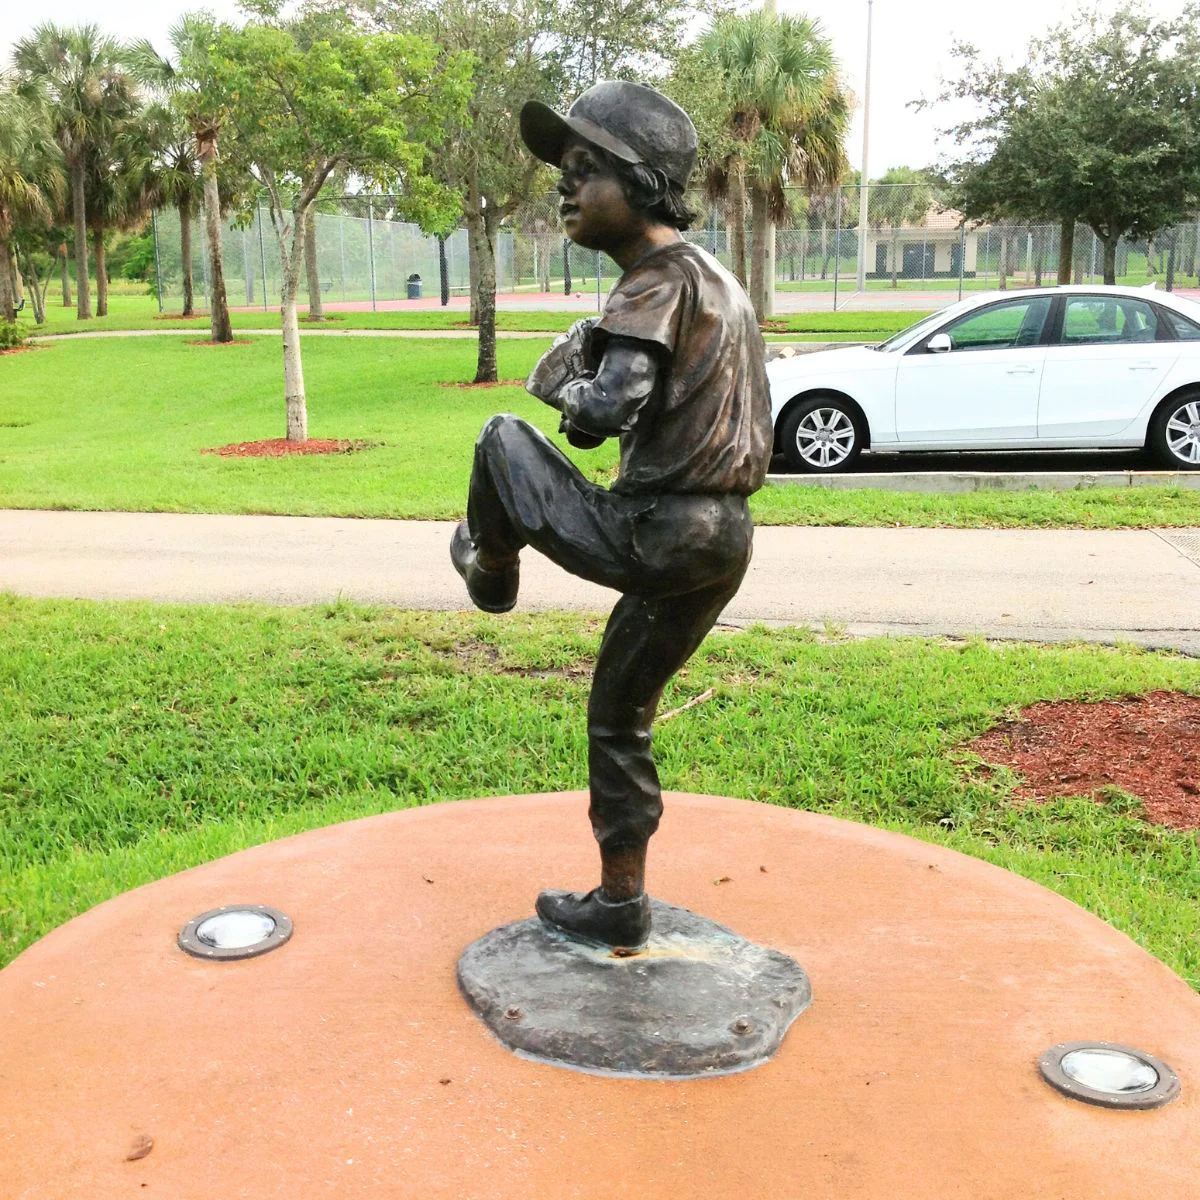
195;910;277;950
1060;1048;1159;1094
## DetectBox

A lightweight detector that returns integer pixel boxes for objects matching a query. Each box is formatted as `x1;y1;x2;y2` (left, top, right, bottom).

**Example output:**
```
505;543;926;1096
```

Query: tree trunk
537;228;551;292
0;239;14;323
729;167;747;289
819;221;829;279
93;228;108;317
997;234;1009;291
203;165;233;343
1033;228;1044;287
72;160;91;320
59;242;71;307
467;224;481;323
280;244;308;443
890;229;899;288
749;184;769;321
21;245;46;325
1166;241;1177;292
304;207;323;321
179;194;195;317
1057;218;1074;285
467;207;498;384
1102;236;1118;285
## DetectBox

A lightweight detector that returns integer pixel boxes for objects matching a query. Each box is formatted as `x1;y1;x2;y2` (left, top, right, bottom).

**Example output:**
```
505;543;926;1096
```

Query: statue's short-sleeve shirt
592;241;773;497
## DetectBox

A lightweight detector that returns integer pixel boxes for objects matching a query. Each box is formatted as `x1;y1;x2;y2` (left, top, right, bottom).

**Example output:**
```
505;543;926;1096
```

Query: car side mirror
926;332;953;354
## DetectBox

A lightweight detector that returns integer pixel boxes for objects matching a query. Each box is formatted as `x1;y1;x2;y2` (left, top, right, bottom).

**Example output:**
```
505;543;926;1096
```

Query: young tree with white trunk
206;3;470;441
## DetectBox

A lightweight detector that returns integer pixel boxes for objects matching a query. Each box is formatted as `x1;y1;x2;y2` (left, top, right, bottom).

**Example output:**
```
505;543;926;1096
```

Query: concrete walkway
2;509;1198;653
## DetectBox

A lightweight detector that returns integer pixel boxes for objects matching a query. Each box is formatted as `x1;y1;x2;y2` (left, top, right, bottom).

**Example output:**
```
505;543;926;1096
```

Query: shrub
0;321;27;351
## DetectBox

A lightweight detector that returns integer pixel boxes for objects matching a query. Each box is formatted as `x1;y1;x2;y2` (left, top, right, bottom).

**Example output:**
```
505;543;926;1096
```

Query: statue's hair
596;147;696;231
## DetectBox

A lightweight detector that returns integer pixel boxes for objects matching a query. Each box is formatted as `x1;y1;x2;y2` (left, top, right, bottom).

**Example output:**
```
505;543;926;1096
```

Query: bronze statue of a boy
451;81;772;951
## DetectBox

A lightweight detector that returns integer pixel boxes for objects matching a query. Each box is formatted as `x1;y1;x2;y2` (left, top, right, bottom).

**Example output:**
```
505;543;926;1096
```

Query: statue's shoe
449;521;519;613
535;887;652;951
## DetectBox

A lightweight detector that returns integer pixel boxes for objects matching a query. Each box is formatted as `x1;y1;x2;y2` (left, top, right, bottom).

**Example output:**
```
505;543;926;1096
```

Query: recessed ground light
1038;1042;1180;1109
178;905;293;961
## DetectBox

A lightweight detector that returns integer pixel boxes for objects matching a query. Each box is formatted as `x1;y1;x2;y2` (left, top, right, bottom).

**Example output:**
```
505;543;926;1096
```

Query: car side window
938;297;1052;352
1163;309;1200;341
1061;297;1160;345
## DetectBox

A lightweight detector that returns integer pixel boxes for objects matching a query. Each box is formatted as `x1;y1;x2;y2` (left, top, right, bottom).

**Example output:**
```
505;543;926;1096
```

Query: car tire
778;395;866;474
1148;391;1200;470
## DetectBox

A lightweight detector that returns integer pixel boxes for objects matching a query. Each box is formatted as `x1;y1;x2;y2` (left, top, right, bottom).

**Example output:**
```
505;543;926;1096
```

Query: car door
1038;295;1181;439
894;295;1053;443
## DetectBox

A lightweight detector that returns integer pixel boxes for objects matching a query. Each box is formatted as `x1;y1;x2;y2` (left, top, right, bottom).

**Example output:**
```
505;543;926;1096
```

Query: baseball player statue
451;81;772;952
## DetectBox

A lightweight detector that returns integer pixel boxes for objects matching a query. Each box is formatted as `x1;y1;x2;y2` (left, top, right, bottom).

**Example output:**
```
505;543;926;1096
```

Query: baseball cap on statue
520;81;697;191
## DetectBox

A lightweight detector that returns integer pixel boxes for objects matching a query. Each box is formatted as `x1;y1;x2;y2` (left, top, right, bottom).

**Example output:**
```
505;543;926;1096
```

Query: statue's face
557;136;644;253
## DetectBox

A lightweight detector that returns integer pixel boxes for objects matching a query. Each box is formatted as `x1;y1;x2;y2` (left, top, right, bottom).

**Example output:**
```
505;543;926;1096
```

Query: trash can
406;273;423;299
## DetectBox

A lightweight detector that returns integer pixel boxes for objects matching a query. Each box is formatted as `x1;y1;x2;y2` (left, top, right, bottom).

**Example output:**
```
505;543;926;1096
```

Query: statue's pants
468;414;753;853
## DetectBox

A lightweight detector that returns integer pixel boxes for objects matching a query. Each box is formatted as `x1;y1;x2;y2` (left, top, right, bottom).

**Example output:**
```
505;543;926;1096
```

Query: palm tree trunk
729;166;747;289
749;184;769;322
203;165;232;342
0;239;14;323
304;208;323;322
93;228;108;317
72;160;91;320
59;242;71;307
179;194;194;317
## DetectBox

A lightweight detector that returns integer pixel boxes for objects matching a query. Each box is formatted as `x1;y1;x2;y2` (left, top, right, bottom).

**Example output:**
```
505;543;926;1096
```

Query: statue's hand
526;318;598;409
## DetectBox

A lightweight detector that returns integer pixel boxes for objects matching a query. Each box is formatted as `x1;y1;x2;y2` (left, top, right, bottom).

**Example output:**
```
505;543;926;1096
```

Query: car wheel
779;396;865;474
1149;392;1200;470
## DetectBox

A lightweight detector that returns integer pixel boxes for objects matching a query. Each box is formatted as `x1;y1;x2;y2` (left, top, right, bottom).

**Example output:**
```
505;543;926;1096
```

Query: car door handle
1006;365;1037;374
1129;362;1160;371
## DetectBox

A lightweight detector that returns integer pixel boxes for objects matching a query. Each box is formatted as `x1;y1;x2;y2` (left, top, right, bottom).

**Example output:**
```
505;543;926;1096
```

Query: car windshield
874;310;952;352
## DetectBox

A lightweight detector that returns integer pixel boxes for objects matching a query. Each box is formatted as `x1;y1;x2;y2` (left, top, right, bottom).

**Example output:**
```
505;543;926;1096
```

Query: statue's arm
557;337;660;442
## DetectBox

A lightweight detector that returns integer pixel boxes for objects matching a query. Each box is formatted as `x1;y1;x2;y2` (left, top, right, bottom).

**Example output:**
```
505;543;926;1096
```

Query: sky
1;0;1192;174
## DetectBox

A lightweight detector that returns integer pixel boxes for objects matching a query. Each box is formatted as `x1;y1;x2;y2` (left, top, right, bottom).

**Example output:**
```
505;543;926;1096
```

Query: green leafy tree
370;0;700;382
205;3;471;440
13;24;141;320
932;4;1200;285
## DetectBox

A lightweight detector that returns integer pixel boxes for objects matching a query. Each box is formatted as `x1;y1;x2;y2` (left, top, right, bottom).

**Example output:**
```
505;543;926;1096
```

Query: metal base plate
457;899;811;1077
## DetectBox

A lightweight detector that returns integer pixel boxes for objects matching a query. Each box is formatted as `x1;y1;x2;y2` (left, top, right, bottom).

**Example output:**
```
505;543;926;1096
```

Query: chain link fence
149;184;1200;313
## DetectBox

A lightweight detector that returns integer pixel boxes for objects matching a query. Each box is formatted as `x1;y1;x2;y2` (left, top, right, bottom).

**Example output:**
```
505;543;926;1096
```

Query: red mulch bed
966;690;1200;830
184;338;254;346
439;379;525;389
155;312;208;320
0;345;38;356
201;438;378;458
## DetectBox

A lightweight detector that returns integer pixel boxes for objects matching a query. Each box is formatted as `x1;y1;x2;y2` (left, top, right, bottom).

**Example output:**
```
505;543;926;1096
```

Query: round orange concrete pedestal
2;793;1198;1198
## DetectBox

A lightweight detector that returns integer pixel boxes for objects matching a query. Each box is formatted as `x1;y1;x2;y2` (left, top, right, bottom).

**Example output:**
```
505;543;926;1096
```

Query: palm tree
0;86;65;323
129;16;233;342
139;103;204;315
13;23;140;320
83;113;159;317
701;12;850;319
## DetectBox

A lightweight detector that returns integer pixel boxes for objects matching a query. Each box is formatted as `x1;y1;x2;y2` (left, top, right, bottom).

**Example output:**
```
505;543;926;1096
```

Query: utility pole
856;0;874;294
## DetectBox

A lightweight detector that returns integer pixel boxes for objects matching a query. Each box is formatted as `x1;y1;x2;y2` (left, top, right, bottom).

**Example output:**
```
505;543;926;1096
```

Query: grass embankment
18;292;926;339
1;599;1197;981
3;336;1199;526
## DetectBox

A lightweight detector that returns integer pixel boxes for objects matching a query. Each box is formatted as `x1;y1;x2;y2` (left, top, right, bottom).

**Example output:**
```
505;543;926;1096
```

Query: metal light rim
1038;1041;1180;1110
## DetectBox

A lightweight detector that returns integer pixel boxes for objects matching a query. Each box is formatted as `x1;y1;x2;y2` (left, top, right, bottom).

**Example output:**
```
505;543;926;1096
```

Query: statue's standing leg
535;574;745;947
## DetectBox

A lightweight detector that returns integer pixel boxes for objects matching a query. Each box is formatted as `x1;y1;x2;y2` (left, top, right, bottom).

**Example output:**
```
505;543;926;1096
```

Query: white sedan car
766;285;1200;473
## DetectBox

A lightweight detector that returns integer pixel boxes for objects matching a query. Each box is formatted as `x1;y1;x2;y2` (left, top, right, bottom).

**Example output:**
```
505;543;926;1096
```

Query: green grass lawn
3;336;1200;526
18;291;930;338
1;598;1197;984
